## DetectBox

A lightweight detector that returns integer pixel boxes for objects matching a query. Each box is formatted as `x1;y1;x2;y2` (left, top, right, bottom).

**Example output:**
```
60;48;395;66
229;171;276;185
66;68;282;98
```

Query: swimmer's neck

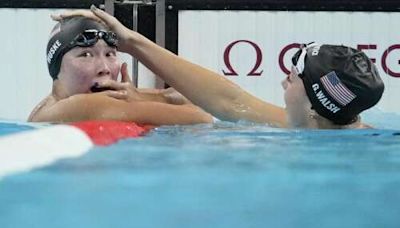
293;114;368;129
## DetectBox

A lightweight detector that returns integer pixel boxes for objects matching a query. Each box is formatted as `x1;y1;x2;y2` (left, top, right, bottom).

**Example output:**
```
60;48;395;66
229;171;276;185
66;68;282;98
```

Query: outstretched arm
124;33;286;126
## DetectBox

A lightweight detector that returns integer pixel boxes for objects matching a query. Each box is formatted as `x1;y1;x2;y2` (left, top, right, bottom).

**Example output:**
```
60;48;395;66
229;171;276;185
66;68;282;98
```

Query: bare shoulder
358;122;373;129
28;95;57;122
342;121;373;129
28;93;109;123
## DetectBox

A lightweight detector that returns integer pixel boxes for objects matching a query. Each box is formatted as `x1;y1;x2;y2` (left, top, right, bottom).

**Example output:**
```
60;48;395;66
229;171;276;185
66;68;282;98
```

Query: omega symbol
222;40;263;76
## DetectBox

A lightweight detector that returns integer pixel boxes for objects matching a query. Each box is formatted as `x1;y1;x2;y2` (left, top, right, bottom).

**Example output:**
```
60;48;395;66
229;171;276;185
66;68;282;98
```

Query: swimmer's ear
120;62;133;84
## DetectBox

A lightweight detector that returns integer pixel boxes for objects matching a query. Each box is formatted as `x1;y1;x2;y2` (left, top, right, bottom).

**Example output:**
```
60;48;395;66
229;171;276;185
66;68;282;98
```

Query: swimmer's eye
79;52;93;57
106;51;117;57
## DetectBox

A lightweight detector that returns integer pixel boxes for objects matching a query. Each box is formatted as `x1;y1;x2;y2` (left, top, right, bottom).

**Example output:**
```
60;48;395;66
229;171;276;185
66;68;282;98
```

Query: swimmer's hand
161;88;193;105
51;5;133;53
51;9;102;23
100;62;144;102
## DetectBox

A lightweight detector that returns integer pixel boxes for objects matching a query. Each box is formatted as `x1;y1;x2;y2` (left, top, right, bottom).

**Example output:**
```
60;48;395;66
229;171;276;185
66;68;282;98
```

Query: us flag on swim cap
320;71;357;106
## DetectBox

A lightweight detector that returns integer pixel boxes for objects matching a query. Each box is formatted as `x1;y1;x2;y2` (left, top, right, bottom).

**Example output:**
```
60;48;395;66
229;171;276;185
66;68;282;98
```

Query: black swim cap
46;17;109;80
292;44;384;125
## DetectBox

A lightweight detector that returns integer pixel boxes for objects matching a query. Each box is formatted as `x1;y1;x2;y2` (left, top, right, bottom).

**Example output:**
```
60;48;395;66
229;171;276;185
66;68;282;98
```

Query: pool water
0;121;35;136
1;117;400;228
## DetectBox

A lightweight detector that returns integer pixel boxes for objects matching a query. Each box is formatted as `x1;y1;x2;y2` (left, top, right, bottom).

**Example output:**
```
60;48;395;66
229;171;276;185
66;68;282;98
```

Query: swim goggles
70;29;118;48
291;42;319;78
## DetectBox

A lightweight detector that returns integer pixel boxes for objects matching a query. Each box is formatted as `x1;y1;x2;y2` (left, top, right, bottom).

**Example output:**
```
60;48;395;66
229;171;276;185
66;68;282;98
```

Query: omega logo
222;40;263;76
222;40;400;78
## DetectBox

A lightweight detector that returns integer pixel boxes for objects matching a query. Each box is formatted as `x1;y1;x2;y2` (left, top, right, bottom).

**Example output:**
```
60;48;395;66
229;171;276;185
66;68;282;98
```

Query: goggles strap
293;43;320;75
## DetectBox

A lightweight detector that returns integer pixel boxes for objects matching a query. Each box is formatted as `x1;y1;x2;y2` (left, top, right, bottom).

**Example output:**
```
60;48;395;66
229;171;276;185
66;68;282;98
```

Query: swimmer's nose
96;58;111;77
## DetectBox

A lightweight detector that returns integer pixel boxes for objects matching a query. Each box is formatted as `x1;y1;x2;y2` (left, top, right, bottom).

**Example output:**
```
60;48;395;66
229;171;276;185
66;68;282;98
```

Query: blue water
1;117;400;228
0;121;34;136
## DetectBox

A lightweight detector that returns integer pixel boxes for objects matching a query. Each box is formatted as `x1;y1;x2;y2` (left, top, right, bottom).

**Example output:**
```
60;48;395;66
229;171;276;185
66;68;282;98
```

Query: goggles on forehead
291;43;319;78
70;29;118;48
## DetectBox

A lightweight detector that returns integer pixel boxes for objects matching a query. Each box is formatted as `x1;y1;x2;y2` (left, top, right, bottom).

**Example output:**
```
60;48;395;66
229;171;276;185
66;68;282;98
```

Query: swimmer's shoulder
357;122;373;129
340;121;373;129
29;93;128;122
360;123;374;129
28;94;98;122
28;95;57;122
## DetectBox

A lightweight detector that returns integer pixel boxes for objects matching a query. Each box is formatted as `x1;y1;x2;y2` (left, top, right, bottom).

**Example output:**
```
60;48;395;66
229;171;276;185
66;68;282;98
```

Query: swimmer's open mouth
90;84;115;93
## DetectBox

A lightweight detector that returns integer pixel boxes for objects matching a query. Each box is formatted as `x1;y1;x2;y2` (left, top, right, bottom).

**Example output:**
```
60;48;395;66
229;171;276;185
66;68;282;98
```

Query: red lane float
71;121;152;146
0;120;152;178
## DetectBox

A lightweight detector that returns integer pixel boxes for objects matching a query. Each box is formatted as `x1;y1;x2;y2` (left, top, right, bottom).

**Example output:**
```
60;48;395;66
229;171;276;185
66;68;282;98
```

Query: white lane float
0;121;151;179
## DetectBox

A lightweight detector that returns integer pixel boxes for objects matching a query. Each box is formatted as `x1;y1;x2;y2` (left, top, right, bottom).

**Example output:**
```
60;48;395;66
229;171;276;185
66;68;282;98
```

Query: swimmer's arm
124;32;287;127
135;88;191;105
52;9;286;126
30;94;213;125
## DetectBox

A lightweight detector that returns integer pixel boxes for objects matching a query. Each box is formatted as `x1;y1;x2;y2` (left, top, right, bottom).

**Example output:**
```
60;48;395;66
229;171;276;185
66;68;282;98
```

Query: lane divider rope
0;121;151;179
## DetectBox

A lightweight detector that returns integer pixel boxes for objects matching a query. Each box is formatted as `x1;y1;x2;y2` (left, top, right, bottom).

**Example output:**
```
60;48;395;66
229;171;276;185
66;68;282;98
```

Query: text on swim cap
310;45;320;56
47;40;62;64
312;83;341;113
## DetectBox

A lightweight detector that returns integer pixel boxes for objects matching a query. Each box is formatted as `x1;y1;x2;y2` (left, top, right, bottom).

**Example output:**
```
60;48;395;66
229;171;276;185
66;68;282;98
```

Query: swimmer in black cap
288;43;384;127
28;16;213;125
54;7;384;129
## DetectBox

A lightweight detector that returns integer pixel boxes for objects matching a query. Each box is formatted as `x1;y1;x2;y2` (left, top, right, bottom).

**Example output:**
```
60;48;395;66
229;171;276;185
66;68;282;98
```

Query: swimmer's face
281;66;311;127
57;40;120;96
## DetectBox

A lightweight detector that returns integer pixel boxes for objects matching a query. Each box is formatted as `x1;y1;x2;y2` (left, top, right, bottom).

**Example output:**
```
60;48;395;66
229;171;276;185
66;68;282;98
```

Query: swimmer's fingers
162;88;193;105
120;62;133;84
50;14;63;21
90;5;133;52
51;10;103;23
98;80;130;91
102;85;144;102
90;5;122;29
102;90;128;100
